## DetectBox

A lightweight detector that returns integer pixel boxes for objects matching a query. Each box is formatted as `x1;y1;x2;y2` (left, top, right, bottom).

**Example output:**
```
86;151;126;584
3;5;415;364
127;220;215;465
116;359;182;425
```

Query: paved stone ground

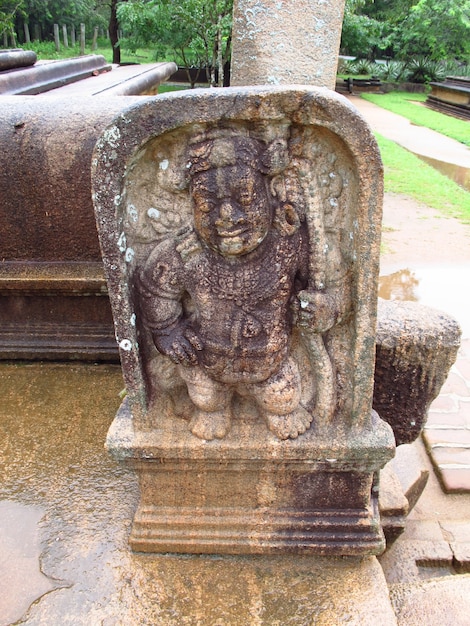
354;95;470;624
424;339;470;493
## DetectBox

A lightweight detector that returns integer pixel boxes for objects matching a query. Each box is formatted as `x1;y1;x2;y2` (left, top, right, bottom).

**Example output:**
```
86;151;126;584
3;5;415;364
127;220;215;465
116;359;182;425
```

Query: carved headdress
188;129;289;178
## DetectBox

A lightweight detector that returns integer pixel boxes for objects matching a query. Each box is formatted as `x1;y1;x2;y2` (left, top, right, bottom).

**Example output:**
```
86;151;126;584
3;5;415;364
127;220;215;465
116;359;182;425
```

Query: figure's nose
216;199;245;226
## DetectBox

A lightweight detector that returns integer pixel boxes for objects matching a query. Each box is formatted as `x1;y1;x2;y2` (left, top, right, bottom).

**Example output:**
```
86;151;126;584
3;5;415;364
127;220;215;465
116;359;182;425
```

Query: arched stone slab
92;86;395;555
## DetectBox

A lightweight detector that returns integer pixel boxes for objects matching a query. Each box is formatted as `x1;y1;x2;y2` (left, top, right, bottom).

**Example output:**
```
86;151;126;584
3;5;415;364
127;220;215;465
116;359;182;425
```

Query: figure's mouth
217;227;247;238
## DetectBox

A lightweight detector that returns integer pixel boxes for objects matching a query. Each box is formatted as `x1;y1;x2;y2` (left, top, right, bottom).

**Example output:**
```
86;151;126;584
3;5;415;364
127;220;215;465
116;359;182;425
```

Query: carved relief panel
92;87;383;443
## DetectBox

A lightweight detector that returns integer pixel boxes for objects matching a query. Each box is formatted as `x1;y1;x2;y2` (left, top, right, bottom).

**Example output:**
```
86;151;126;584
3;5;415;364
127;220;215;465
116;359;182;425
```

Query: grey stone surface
231;0;346;89
0;363;397;624
392;443;430;510
390;576;470;626
0;54;110;95
374;299;461;445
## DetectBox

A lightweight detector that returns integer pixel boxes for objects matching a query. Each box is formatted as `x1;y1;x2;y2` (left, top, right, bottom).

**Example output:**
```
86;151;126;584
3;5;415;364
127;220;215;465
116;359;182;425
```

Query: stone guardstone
92;86;395;555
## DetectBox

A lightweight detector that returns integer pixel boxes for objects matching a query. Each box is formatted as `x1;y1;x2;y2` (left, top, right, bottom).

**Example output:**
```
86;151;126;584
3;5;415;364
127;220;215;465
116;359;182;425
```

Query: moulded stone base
107;399;395;556
129;486;384;556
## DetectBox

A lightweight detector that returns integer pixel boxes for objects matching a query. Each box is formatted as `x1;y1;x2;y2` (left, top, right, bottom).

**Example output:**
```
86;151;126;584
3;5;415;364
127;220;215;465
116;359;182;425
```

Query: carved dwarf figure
139;133;345;440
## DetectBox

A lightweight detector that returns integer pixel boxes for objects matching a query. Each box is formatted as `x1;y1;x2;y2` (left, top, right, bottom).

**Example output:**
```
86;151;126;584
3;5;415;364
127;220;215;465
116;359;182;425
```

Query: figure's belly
200;343;287;384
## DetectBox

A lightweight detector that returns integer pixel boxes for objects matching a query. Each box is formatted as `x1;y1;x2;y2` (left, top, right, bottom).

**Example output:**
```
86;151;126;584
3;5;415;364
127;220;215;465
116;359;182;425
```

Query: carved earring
274;202;300;236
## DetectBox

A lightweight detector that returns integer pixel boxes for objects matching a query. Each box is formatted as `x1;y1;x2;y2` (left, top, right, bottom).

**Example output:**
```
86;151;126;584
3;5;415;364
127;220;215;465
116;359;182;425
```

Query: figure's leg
249;357;312;440
178;365;233;440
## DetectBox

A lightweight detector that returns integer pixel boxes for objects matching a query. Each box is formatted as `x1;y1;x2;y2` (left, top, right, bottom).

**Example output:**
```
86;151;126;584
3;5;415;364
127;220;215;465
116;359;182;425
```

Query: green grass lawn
376;133;470;224
361;91;470;147
21;40;156;64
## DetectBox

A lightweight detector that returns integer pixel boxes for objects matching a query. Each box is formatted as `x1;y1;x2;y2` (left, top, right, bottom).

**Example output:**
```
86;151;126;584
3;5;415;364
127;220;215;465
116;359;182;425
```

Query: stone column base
107;399;395;556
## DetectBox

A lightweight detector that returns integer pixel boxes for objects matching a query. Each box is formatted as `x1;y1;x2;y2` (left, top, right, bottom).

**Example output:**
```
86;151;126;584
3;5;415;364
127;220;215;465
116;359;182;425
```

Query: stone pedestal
108;400;393;555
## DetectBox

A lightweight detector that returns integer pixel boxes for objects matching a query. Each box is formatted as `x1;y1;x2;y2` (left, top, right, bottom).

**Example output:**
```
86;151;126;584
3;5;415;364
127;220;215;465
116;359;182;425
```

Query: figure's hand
153;323;203;366
296;289;339;334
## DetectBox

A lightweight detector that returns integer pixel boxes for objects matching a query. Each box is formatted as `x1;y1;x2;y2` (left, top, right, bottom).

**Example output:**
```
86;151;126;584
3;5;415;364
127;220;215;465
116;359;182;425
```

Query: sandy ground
381;192;470;265
379;192;470;338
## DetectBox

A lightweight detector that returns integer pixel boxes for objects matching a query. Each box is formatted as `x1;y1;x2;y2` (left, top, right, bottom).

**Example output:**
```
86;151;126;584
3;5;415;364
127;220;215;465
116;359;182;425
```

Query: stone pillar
230;0;346;89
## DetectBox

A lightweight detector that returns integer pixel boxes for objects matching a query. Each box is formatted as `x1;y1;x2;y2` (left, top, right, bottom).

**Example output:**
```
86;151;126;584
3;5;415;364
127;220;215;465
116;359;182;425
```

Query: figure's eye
193;193;215;213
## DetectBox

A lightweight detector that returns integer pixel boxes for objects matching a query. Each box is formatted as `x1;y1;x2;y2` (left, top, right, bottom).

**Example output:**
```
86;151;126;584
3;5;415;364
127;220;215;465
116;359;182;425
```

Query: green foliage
398;0;470;61
118;0;233;86
0;0;24;35
342;0;470;63
4;0;108;42
340;12;388;59
376;133;470;223
344;57;470;85
402;56;447;84
374;60;407;82
362;92;470;147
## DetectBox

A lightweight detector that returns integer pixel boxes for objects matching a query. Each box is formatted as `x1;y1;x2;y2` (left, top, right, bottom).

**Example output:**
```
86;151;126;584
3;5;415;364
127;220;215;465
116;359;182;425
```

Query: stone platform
0;362;397;625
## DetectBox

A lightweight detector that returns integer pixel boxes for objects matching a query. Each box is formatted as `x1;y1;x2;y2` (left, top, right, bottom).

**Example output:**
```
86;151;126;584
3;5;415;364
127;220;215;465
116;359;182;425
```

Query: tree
1;0;24;38
108;0;127;64
117;0;233;86
12;0;107;42
341;0;470;62
398;0;470;61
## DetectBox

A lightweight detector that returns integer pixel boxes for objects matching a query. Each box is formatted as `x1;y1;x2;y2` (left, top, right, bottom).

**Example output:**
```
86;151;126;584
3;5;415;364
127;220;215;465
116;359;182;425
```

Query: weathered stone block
92;86;395;555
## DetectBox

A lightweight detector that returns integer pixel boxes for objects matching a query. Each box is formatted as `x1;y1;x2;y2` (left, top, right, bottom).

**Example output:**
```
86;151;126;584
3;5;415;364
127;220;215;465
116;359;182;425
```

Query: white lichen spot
103;125;121;149
326;458;337;463
119;339;132;352
353;219;359;229
329;172;336;179
317;281;325;290
117;232;127;252
127;204;138;223
349;232;354;240
114;194;121;207
300;299;309;309
125;247;135;263
329;198;338;207
159;159;169;171
323;243;329;253
130;313;136;327
110;264;117;271
267;75;281;85
147;207;160;220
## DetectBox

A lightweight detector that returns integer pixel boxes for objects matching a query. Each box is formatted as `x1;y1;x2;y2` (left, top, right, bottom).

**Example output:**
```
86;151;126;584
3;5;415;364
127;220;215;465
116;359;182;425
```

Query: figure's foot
189;408;232;440
265;406;312;440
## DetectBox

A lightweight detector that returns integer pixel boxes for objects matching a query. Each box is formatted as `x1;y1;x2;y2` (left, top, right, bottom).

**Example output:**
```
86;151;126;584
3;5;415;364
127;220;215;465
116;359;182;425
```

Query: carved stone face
191;164;273;257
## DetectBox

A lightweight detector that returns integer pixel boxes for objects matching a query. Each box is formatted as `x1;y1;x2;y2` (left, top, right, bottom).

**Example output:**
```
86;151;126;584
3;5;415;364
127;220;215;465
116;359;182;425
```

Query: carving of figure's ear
270;174;286;202
261;139;289;175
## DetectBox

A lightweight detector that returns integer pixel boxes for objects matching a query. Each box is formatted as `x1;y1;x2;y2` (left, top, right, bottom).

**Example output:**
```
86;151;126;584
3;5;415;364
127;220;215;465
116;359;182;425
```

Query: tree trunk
217;17;223;87
53;24;60;52
109;0;122;65
92;26;99;51
80;23;85;56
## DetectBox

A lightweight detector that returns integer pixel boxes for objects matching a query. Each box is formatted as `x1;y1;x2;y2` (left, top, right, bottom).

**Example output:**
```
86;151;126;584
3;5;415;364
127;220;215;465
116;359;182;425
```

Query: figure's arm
139;242;202;366
296;283;351;334
295;229;351;333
